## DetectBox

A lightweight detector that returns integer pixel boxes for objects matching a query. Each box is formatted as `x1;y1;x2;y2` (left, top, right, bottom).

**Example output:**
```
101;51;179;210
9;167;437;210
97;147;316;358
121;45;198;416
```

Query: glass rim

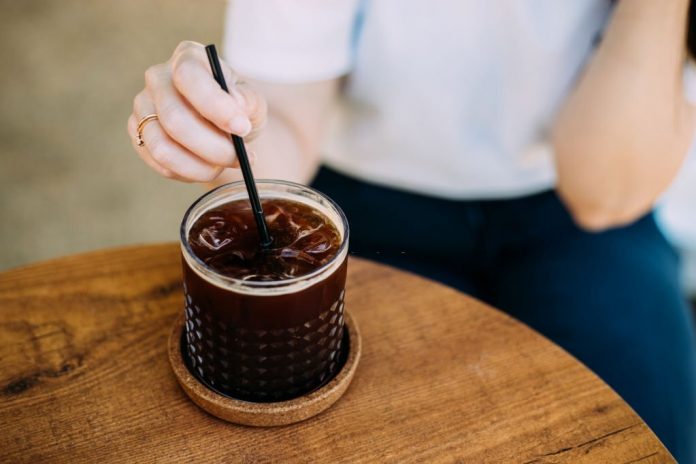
179;179;350;290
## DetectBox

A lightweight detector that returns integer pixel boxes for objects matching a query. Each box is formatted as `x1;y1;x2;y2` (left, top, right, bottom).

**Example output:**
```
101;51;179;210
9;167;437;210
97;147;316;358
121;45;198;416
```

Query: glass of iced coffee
179;180;349;403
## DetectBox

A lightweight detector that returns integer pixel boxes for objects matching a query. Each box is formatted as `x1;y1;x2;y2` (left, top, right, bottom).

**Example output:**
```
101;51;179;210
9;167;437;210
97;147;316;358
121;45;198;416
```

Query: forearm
209;78;339;189
211;113;321;187
552;0;695;230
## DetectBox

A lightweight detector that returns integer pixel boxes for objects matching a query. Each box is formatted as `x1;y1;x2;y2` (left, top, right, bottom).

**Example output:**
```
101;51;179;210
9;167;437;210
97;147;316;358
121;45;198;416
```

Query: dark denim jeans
312;166;696;463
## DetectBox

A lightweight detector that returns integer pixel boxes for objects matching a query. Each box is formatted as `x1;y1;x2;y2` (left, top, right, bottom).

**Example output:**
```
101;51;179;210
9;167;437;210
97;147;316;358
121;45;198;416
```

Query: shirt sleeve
223;0;361;83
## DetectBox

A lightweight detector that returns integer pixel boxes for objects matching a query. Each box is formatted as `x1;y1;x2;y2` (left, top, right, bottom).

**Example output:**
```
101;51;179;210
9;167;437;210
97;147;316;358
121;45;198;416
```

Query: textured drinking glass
180;180;349;402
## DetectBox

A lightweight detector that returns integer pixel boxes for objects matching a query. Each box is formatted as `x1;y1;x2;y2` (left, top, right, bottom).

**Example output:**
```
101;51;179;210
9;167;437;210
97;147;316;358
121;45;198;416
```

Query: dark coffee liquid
182;198;347;402
188;198;341;280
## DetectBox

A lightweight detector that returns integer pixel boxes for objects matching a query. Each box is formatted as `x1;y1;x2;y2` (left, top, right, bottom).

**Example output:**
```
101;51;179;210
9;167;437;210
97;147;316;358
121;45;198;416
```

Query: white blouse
224;0;612;199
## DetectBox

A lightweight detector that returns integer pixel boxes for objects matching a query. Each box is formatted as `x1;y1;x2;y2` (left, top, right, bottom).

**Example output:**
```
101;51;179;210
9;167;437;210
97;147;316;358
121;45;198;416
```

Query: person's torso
324;0;612;199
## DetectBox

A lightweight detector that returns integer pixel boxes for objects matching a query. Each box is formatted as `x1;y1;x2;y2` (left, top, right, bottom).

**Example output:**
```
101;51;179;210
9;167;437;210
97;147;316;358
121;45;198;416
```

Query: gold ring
136;114;158;147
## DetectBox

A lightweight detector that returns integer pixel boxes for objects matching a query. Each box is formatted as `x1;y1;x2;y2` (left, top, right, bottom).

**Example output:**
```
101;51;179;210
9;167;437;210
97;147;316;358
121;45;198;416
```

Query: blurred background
0;0;694;301
0;0;224;270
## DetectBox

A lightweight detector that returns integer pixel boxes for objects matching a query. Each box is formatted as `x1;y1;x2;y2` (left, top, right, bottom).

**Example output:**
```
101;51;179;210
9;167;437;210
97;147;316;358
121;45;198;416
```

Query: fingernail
229;115;251;136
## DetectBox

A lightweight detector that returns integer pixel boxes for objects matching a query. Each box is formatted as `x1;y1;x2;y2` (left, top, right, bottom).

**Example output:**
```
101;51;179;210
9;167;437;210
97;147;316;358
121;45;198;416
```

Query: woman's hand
127;40;267;182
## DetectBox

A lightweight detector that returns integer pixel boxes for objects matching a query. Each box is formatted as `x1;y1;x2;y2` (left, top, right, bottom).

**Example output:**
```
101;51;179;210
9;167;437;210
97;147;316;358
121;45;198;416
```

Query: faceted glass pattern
184;289;346;402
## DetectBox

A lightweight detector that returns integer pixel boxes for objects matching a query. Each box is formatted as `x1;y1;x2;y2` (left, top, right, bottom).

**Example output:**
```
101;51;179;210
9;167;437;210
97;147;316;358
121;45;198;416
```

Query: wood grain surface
0;244;673;463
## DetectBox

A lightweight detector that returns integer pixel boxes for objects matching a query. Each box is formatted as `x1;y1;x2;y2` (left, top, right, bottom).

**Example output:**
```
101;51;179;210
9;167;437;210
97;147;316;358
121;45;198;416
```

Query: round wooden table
0;244;673;463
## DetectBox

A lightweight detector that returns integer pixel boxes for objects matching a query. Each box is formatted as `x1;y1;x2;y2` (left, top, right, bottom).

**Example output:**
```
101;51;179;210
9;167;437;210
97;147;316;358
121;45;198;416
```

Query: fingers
232;82;268;142
142;64;238;167
169;41;265;137
128;40;267;183
129;91;224;183
127;114;183;180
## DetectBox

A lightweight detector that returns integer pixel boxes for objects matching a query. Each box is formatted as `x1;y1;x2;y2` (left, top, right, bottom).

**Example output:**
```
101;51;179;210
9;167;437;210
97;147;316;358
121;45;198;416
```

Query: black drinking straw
205;44;273;249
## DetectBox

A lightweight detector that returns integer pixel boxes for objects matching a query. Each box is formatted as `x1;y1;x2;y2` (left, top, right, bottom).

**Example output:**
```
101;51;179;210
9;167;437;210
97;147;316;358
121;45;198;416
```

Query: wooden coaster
168;310;361;427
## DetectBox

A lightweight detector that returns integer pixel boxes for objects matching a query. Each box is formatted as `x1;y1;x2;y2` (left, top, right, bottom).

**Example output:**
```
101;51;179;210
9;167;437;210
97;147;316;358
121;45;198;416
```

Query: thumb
229;82;268;141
